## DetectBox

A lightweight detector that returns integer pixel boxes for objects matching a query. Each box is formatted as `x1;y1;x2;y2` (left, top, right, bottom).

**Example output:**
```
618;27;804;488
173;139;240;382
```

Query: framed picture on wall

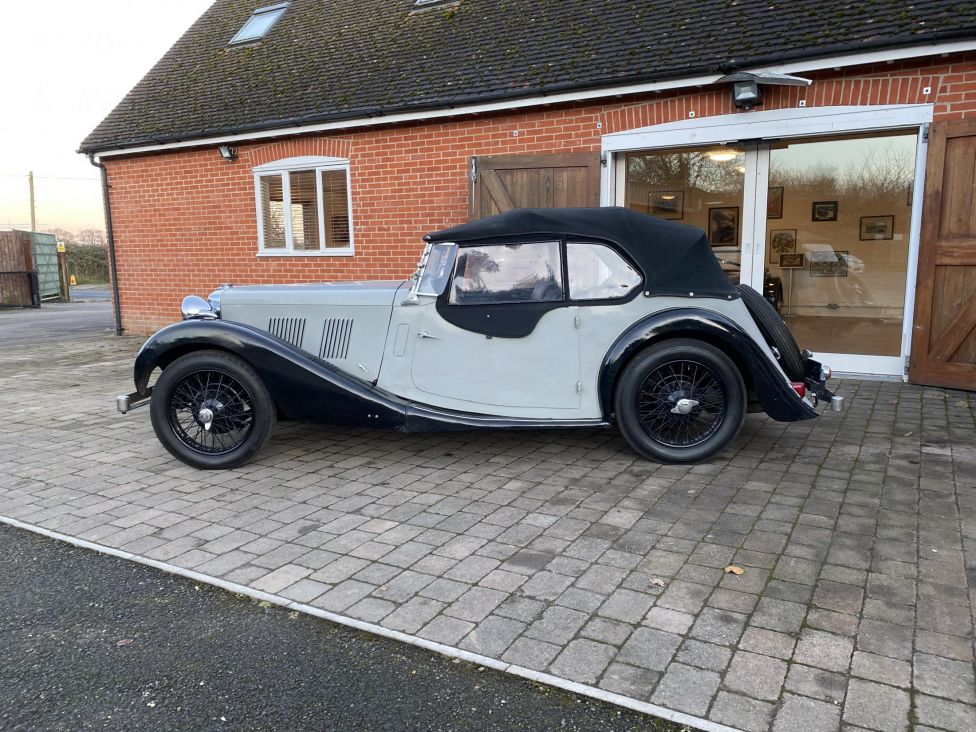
809;250;848;277
767;187;784;219
708;207;739;246
859;215;894;240
779;253;805;269
768;229;797;263
648;190;684;220
811;201;838;221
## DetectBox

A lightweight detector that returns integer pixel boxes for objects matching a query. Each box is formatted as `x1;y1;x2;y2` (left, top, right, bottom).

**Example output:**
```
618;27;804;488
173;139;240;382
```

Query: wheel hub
670;398;700;415
197;407;215;431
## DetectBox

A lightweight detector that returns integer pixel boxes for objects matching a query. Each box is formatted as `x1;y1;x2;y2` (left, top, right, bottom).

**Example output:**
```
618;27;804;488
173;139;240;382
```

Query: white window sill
257;249;355;258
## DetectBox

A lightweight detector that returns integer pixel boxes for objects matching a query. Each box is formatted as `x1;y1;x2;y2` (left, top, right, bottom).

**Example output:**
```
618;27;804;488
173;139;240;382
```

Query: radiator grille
319;318;354;360
267;317;306;347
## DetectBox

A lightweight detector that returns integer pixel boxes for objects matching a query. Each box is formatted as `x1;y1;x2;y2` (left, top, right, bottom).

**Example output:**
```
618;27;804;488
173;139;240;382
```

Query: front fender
598;308;816;423
133;320;408;428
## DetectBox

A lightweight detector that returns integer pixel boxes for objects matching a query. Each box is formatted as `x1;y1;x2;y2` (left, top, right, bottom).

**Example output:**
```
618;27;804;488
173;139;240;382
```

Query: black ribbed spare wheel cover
736;283;805;381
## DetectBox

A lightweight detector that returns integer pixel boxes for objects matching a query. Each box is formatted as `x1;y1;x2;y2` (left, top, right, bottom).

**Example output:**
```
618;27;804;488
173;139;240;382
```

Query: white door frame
601;104;934;378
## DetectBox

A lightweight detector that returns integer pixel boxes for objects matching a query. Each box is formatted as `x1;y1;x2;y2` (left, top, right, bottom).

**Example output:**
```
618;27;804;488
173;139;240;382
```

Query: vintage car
117;207;842;470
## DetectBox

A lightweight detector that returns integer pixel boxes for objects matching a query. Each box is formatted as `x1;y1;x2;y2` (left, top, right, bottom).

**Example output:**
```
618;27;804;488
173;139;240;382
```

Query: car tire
737;283;805;380
615;339;746;464
149;350;275;470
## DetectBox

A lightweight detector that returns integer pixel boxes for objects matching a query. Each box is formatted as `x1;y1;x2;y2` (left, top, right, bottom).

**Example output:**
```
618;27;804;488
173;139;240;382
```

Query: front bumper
802;353;844;412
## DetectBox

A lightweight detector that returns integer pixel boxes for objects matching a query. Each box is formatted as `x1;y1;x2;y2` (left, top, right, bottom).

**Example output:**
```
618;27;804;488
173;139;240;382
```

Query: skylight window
230;3;288;44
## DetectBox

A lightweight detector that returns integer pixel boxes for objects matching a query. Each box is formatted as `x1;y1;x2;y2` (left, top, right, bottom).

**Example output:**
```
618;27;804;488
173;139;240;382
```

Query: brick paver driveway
2;333;974;731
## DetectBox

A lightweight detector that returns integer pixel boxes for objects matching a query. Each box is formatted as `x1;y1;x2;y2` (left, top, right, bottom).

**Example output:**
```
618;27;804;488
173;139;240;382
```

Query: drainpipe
88;154;123;336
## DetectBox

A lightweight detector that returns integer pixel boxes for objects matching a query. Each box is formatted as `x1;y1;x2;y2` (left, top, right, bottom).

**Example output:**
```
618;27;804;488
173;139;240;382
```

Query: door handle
418;330;438;339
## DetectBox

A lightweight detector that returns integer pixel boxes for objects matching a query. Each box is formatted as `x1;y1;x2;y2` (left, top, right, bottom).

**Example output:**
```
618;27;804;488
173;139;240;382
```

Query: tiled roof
80;0;976;152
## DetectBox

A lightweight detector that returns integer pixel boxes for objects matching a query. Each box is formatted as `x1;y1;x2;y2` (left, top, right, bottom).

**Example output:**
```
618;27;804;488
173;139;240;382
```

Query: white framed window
253;156;354;256
230;3;288;45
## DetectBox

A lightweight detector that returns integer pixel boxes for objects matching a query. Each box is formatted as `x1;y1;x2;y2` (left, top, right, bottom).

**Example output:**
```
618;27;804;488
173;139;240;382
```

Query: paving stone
773;693;842;732
525;606;588;645
310;579;375;613
250;563;312;594
598;663;659;702
642;606;695;635
651;663;719;716
549;639;616;683
914;693;976;732
688;607;747;646
851;651;911;688
913;652;976;703
617;627;682;671
751;597;806;633
597;588;654;624
580;617;631;646
501;636;561;670
813;579;865;614
707;588;759;614
843;678;911;732
915;629;974;661
443;586;507;623
458;616;525;657
784;663;848;703
555;587;605;613
418;615;475;645
674;639;732;672
805;607;859;636
279;578;330;604
856;618;914;661
723;650;787;701
709;690;774;732
346;597;397;623
520;570;573;600
794;628;854;672
382;596;445;633
738;626;796;659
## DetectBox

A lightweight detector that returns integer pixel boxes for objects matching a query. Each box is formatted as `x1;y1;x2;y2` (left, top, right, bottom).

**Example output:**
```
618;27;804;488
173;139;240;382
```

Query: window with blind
253;157;354;255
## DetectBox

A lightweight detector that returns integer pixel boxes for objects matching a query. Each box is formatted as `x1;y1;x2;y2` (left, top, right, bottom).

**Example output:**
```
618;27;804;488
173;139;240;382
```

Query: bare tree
78;229;107;247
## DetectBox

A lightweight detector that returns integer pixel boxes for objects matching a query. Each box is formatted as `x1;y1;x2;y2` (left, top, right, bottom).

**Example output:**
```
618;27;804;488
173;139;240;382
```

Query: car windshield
416;243;457;296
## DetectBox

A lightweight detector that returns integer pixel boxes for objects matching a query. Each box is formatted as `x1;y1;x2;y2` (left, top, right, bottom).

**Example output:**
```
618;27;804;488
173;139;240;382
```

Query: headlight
181;295;217;320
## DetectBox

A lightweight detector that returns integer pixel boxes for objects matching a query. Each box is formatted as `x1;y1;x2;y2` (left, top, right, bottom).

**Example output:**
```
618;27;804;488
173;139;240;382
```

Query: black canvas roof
426;207;738;300
80;0;976;153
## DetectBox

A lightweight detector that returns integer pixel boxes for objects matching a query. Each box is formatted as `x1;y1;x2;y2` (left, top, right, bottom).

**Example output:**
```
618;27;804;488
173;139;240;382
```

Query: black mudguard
133;320;609;433
598;308;817;423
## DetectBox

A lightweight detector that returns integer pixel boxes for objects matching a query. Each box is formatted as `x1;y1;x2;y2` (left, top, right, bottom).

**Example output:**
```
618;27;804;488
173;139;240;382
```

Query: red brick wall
106;52;976;334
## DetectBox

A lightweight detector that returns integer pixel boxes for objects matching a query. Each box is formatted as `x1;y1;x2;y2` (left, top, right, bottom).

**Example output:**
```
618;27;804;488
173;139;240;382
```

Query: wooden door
910;120;976;390
469;153;601;220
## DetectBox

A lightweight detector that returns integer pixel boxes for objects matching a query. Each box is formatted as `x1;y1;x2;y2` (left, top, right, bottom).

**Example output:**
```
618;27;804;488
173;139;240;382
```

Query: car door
410;240;581;413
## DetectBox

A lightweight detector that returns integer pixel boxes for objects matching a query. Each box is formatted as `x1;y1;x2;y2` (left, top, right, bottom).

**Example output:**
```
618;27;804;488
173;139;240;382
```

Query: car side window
449;241;563;304
566;242;642;301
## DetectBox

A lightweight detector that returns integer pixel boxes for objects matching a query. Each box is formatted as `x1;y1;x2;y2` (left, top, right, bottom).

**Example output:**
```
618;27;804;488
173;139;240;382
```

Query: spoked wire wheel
614;339;746;464
636;360;727;447
168;369;255;455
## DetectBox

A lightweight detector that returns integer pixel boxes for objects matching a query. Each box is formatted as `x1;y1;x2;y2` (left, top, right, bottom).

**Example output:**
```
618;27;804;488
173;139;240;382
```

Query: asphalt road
70;287;113;302
0;301;114;346
0;524;675;732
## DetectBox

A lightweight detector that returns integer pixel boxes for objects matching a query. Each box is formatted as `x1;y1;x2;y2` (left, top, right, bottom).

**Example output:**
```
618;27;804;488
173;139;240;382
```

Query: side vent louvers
320;318;354;360
268;317;306;347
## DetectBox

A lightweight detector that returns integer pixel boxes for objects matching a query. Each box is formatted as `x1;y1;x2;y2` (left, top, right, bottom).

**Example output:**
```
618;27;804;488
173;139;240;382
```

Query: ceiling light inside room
706;150;739;163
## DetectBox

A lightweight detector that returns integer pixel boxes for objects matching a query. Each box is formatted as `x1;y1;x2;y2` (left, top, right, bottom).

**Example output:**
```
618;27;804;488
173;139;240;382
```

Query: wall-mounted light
218;145;238;162
715;70;812;112
732;80;762;110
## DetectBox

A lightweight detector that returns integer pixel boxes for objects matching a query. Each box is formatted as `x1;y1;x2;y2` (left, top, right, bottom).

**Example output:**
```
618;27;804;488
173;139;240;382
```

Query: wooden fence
0;230;37;306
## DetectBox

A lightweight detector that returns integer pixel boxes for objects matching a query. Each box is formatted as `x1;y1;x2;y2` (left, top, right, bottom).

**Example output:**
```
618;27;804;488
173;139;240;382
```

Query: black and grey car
118;207;842;469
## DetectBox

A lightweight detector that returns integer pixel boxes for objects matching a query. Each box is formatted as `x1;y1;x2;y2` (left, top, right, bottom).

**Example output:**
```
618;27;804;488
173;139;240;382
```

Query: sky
0;1;213;234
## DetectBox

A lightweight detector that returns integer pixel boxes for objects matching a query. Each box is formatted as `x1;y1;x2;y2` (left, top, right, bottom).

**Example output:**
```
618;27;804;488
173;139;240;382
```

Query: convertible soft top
426;207;738;300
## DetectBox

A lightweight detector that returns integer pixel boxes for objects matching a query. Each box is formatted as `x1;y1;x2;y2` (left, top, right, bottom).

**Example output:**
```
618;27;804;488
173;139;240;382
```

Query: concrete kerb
1;512;743;732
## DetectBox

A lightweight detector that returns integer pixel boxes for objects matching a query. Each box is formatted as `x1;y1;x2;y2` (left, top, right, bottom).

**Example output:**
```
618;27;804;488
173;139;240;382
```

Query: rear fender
598;308;816;423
